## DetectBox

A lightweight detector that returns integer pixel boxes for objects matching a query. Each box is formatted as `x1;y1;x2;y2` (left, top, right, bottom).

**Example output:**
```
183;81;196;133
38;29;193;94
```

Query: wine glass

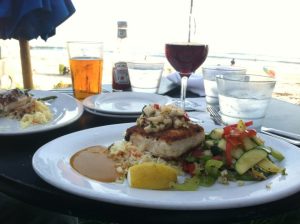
165;42;208;110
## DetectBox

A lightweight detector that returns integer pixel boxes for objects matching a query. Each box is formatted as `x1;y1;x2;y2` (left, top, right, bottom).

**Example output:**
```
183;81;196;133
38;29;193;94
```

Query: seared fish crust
125;123;205;159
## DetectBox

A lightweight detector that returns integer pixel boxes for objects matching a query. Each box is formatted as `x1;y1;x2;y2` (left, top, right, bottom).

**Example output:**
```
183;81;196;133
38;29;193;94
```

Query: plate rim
0;90;83;135
32;122;300;210
84;107;139;118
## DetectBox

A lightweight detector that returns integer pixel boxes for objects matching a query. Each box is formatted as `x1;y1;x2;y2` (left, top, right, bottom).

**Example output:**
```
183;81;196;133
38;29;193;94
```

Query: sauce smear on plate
70;145;118;182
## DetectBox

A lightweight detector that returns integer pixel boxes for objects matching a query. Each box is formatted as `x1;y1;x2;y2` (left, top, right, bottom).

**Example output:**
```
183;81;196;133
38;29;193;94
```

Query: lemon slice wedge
128;162;177;190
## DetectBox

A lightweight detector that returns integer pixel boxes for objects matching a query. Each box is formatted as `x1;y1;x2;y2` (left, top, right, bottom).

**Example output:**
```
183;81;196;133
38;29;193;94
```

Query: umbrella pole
19;39;34;89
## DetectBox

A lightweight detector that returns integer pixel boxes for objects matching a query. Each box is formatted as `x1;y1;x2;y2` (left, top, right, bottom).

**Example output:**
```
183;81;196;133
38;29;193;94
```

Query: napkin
167;72;205;96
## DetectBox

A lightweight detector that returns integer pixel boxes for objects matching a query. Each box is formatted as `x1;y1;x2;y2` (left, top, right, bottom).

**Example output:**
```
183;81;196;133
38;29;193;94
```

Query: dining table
0;80;300;224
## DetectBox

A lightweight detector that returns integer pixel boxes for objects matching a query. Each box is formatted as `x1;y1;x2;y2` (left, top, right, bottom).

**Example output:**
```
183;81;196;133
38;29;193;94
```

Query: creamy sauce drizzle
70;145;119;182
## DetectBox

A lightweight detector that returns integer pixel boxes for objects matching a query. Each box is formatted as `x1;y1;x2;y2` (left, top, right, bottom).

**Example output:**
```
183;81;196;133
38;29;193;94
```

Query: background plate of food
0;89;83;135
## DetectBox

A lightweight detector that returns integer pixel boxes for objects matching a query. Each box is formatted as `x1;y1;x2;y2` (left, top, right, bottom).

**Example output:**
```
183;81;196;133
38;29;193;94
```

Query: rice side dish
20;100;53;128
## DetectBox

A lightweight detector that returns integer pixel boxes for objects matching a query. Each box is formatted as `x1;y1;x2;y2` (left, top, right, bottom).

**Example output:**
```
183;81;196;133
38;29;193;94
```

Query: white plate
0;90;83;135
83;92;172;115
84;107;138;118
32;122;300;210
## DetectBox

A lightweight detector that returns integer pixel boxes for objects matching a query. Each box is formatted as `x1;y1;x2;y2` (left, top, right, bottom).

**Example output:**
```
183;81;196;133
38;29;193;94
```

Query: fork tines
207;106;224;125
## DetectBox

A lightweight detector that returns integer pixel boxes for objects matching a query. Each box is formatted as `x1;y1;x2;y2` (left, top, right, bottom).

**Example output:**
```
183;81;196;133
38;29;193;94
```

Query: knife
260;130;300;146
261;127;300;141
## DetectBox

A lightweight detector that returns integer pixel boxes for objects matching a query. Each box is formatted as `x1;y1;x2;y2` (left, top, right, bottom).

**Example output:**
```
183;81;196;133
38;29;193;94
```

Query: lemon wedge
128;162;177;190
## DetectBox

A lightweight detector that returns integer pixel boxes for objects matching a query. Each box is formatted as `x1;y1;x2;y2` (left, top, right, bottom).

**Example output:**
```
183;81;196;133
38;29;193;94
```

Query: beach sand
273;82;300;105
272;73;300;105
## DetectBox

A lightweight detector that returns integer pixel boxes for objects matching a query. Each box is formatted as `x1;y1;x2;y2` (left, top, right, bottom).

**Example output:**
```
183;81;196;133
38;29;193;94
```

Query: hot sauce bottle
112;21;131;91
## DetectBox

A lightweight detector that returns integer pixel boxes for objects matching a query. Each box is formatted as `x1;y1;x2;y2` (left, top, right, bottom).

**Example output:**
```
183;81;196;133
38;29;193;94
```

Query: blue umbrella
0;0;75;89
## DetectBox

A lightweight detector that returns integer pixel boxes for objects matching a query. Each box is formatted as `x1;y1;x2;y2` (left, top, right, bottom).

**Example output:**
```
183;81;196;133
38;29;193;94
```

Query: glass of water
127;62;164;93
202;65;246;109
216;74;276;130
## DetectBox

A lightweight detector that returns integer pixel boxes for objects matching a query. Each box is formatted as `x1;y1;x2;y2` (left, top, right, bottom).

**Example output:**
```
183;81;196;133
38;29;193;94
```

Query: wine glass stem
180;76;188;110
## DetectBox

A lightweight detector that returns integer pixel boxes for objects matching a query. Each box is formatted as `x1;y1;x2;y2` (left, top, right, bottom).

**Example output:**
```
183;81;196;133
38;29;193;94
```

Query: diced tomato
191;149;203;158
224;121;256;138
183;112;190;121
182;162;196;175
227;137;241;147
230;128;242;137
227;120;253;129
245;129;257;137
153;104;160;109
223;126;232;136
244;121;253;127
212;155;223;161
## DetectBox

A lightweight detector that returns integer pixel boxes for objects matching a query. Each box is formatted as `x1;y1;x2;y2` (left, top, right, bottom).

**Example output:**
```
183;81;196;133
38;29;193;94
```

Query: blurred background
0;0;299;103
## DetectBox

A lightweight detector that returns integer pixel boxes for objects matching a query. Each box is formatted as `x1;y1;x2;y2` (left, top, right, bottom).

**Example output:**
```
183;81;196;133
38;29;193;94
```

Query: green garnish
171;176;200;191
37;96;58;101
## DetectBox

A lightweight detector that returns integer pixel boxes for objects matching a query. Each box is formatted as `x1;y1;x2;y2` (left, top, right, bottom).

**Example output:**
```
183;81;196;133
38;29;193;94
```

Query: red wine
165;43;208;77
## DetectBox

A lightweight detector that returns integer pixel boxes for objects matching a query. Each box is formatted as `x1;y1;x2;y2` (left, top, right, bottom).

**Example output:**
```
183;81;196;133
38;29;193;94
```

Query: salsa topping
137;104;190;133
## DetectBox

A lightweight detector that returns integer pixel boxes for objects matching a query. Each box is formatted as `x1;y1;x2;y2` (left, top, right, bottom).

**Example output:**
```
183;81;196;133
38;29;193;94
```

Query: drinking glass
165;43;208;110
127;61;164;93
203;65;246;109
67;41;103;100
216;74;276;130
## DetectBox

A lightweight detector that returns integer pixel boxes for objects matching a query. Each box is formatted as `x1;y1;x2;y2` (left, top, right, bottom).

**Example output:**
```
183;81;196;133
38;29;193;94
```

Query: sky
5;0;300;59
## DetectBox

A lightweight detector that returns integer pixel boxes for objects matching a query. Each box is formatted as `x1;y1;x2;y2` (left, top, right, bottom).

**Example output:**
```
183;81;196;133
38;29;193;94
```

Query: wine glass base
171;99;201;111
189;116;205;125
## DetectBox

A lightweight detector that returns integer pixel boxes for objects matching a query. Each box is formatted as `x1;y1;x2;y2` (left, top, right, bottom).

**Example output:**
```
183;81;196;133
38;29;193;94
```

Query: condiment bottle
112;21;131;91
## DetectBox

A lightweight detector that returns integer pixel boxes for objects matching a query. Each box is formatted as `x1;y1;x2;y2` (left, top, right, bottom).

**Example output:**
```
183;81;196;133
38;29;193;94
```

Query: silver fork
207;106;225;126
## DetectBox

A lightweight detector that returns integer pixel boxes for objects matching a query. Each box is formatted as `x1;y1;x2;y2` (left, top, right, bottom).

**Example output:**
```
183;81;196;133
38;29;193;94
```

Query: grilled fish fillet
0;88;32;117
125;123;205;159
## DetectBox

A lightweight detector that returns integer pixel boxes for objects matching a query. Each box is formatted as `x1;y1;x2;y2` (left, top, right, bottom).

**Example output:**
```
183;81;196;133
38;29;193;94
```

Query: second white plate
84;107;139;118
83;92;172;115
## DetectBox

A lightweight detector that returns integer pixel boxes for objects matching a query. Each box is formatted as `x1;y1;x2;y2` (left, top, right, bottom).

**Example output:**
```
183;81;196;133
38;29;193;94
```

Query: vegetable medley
173;120;286;191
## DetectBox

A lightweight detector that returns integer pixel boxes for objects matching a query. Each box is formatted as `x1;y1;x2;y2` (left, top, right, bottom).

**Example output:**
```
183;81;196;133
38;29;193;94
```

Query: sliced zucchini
205;159;223;168
235;149;268;175
251;136;264;146
270;148;285;162
242;137;257;151
256;145;271;153
257;158;283;173
256;146;285;162
231;147;244;159
209;128;224;140
217;138;226;151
